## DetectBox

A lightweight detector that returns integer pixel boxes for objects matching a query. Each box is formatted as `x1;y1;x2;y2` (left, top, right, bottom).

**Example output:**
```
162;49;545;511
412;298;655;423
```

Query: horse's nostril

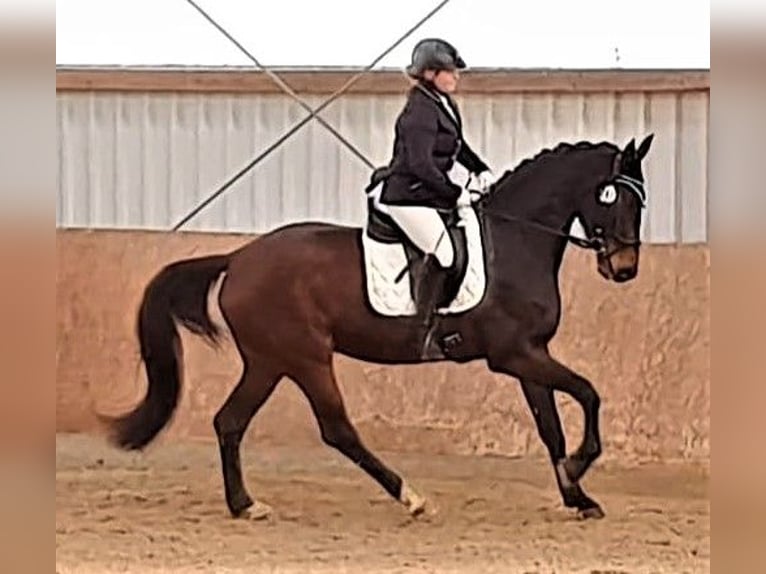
615;268;635;282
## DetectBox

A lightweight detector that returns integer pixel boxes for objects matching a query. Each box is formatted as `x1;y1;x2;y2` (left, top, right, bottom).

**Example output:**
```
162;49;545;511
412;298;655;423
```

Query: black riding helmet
406;38;466;78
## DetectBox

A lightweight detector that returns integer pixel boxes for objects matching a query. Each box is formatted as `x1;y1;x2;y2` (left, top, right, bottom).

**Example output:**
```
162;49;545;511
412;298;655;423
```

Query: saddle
364;167;470;311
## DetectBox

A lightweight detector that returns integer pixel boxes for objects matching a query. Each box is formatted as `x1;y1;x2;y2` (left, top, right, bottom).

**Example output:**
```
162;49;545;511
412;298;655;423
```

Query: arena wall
56;228;709;463
56;68;709;243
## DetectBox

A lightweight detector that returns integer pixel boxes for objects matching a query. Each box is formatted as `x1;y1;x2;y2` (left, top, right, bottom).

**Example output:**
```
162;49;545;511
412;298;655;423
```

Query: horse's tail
109;253;230;450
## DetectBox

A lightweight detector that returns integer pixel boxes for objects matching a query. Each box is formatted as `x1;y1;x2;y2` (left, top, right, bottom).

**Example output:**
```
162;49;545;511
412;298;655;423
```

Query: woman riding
375;37;495;357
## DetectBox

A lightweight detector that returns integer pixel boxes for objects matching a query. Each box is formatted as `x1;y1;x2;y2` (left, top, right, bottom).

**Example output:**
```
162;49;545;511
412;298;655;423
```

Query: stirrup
419;322;443;360
417;297;444;358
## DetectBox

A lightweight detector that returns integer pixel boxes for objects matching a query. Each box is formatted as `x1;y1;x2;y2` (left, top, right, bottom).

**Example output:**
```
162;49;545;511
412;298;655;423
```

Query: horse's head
577;134;654;283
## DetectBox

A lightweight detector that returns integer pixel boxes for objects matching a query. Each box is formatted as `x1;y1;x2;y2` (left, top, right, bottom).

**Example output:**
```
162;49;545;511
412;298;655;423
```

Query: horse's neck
480;148;617;295
490;175;574;230
482;173;580;284
486;147;611;229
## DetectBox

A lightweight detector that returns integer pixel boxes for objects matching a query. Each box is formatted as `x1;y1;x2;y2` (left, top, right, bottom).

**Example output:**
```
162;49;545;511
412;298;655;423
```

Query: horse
105;133;654;522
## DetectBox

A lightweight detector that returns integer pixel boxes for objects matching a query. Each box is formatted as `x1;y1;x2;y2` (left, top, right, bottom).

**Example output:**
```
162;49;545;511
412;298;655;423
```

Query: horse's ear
624;138;636;157
637;133;654;160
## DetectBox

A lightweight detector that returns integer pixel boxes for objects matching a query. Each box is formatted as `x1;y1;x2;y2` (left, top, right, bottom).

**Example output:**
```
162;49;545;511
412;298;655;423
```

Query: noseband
590;171;647;255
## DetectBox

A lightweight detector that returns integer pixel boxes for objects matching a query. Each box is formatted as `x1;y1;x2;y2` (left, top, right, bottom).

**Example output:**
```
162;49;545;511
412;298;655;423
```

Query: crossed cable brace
173;0;454;230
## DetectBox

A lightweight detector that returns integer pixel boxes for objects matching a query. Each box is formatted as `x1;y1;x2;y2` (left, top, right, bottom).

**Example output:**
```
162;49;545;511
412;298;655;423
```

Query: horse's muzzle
597;243;639;283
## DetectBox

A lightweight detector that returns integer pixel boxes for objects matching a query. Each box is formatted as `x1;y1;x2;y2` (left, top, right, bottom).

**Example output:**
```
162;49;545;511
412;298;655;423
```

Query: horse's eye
598;184;617;205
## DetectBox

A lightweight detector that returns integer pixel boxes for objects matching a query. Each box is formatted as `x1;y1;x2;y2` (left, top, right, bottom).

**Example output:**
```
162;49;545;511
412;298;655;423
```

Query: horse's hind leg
213;357;281;519
520;381;604;519
291;360;427;516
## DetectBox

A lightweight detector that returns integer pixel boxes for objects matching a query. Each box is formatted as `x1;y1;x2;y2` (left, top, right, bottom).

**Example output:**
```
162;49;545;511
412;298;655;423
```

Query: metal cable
184;0;375;170
173;0;454;231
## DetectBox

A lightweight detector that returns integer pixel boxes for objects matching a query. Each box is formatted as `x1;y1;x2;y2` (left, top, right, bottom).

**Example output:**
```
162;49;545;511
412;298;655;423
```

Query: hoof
229;493;272;521
577;505;605;520
408;498;426;516
236;500;273;521
228;493;253;517
400;482;427;517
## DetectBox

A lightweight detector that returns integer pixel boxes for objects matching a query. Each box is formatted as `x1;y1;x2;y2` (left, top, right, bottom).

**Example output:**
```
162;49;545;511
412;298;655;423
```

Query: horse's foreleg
490;347;603;487
213;360;281;519
291;360;427;516
520;381;604;519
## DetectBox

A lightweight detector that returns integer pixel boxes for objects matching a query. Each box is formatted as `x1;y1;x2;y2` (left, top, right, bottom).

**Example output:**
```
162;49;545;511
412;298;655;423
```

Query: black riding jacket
379;81;489;210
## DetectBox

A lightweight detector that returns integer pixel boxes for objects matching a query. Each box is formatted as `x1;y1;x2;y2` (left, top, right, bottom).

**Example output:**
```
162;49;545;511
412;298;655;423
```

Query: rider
375;37;495;357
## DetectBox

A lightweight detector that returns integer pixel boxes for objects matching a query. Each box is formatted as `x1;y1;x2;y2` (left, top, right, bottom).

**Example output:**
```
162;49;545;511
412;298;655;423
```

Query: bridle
473;158;647;256
589;172;646;256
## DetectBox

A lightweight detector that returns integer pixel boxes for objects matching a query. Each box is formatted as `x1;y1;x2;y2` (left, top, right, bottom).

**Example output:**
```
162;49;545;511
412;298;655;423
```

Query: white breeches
369;174;469;269
378;204;454;268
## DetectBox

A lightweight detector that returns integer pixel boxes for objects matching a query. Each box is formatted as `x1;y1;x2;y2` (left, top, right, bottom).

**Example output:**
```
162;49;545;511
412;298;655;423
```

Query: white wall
57;81;708;243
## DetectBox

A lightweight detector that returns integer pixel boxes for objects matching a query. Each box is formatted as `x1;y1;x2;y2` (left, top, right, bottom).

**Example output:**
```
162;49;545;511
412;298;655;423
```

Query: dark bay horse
107;134;654;521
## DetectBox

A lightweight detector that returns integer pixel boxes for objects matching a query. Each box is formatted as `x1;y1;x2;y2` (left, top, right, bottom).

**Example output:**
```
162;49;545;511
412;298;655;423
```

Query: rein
471;170;647;254
474;202;604;251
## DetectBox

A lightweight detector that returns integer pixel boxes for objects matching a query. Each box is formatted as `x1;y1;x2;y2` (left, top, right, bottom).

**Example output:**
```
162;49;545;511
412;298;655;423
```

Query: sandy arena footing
56;434;709;573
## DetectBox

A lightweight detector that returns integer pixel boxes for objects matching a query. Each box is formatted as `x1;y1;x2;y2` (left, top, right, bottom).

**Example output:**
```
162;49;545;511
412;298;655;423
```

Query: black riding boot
413;254;449;360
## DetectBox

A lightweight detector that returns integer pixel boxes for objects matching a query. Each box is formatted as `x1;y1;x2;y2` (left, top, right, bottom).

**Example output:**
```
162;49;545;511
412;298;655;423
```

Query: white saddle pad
361;204;488;317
